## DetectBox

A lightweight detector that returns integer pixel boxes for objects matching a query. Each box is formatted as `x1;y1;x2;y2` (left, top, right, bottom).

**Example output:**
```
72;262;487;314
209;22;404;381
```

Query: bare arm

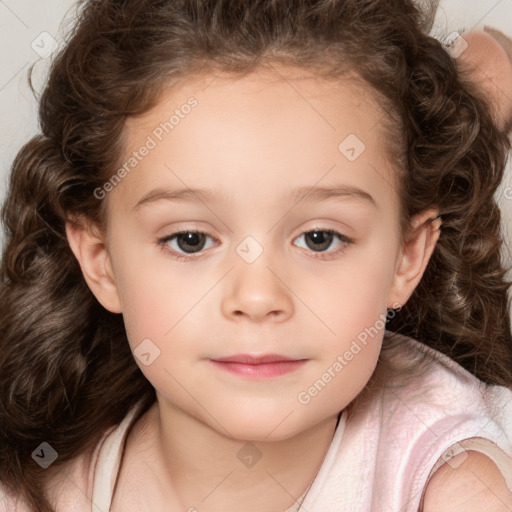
422;450;512;512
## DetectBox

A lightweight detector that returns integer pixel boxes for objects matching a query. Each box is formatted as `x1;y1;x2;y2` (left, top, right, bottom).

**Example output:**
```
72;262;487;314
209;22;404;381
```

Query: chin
213;409;321;444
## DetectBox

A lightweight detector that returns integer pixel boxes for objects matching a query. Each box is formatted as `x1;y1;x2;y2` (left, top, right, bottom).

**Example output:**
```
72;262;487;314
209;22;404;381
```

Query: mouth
209;354;308;379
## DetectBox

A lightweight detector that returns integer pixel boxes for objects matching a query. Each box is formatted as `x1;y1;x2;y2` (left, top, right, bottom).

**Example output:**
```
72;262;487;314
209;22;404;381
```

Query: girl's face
76;66;437;441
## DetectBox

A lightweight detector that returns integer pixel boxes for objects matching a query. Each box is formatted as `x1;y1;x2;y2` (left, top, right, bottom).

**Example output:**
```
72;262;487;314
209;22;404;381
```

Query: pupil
306;231;332;251
178;232;204;253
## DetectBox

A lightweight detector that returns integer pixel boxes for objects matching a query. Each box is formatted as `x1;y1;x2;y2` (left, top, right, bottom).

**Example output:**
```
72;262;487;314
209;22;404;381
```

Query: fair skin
422;450;512;512
65;64;509;511
459;29;512;133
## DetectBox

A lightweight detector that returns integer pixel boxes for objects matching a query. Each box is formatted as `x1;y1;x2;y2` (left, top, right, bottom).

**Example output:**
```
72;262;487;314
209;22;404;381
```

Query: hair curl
1;0;511;510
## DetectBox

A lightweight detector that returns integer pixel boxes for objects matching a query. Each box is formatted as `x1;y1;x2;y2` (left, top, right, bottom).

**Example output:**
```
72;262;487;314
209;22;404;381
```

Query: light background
0;0;511;303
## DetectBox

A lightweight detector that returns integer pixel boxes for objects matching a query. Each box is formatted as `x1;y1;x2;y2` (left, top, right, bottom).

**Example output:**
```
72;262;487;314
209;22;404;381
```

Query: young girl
1;0;512;511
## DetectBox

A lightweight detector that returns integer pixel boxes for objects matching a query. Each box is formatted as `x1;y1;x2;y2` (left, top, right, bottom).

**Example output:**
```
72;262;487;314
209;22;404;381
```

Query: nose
221;254;295;323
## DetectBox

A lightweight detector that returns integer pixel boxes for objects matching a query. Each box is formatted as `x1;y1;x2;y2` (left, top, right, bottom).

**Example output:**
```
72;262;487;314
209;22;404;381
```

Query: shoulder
360;333;512;444
0;451;98;512
0;405;145;512
376;332;512;411
422;450;512;512
363;333;512;510
0;428;112;512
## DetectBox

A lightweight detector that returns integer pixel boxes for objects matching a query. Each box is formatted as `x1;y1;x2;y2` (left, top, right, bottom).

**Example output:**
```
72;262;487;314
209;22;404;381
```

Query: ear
387;209;441;308
65;217;122;313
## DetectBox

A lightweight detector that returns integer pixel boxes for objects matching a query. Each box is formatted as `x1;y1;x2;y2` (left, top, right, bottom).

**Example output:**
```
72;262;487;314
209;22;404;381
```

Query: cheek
295;319;384;427
297;309;385;417
310;247;396;337
114;254;217;401
304;247;396;400
111;238;204;344
117;272;199;407
117;276;173;348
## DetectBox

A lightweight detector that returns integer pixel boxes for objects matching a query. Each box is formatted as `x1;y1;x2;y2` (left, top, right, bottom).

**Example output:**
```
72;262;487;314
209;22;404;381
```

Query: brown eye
303;230;334;252
158;230;216;259
293;228;353;260
173;232;207;253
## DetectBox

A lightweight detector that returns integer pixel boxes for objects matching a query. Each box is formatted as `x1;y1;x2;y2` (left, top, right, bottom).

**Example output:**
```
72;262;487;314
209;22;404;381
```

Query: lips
211;354;301;364
209;354;308;378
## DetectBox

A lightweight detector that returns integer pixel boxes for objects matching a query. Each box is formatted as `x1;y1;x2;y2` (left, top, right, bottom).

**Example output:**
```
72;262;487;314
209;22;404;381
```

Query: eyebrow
132;184;377;211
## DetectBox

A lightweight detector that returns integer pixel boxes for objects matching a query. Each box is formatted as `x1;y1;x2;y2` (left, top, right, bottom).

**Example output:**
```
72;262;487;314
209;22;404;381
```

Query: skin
66;64;443;511
422;450;512;512
459;29;512;133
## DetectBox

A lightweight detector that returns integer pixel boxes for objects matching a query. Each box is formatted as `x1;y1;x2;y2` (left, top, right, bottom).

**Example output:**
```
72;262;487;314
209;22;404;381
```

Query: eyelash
157;227;353;262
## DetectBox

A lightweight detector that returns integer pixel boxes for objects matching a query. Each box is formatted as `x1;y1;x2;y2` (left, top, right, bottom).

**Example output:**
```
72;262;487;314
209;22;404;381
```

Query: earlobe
387;209;441;308
65;217;122;314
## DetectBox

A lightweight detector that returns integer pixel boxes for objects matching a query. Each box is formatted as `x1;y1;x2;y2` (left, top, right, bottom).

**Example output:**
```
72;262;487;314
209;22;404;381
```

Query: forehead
126;64;386;139
115;64;399;213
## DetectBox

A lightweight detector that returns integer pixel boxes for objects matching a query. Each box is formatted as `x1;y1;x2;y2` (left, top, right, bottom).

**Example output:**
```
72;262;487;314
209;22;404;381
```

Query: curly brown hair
1;0;511;510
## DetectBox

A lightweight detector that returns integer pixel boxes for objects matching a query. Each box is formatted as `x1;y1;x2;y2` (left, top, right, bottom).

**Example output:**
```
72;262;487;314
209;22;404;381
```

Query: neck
139;397;341;512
